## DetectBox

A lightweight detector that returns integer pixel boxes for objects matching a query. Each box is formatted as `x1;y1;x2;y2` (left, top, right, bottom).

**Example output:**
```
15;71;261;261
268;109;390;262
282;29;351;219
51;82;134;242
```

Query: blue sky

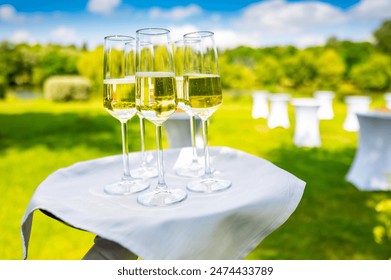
0;0;390;49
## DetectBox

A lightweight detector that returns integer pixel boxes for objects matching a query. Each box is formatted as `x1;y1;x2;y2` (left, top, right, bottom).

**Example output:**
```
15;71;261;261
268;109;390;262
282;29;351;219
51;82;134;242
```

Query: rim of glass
136;28;170;35
104;35;135;41
183;31;214;38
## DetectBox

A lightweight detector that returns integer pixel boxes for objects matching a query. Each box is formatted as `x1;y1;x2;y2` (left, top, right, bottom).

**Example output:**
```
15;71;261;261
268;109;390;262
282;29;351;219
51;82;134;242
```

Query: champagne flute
173;39;203;177
135;28;187;206
183;31;232;192
103;35;149;195
130;114;158;179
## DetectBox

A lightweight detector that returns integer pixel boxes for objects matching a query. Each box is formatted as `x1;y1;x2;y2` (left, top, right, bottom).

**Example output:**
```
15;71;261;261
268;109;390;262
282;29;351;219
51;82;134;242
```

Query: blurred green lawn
0;92;390;260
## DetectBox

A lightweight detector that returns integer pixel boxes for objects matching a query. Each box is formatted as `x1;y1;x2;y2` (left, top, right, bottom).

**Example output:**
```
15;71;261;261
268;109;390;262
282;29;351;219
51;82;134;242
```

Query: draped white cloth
291;98;321;148
346;112;391;191
21;146;305;260
343;96;371;132
251;91;269;119
267;94;291;129
314;91;335;120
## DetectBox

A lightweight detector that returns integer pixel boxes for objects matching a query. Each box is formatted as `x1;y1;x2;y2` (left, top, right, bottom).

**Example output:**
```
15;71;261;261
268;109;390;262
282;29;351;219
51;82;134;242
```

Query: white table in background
343;96;371;132
267;93;291;129
314;90;334;120
21;146;306;260
163;112;200;148
251;90;269;119
385;93;391;109
346;112;391;191
291;98;321;148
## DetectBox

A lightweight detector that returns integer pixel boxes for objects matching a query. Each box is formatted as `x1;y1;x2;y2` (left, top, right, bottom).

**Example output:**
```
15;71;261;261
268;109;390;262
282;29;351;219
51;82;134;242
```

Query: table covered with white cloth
21;146;306;260
346;112;391;191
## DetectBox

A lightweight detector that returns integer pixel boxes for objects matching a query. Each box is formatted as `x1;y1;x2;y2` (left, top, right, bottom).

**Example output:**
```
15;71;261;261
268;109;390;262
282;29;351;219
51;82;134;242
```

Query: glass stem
155;125;167;190
190;115;198;163
202;119;212;177
139;115;147;167
121;120;131;179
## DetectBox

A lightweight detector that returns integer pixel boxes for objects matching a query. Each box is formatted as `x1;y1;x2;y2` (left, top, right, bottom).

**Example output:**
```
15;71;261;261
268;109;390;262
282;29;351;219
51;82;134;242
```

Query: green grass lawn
1;92;390;260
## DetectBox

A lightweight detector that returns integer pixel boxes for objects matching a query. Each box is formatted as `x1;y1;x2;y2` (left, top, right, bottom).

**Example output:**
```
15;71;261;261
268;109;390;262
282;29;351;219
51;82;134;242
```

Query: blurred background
1;0;391;260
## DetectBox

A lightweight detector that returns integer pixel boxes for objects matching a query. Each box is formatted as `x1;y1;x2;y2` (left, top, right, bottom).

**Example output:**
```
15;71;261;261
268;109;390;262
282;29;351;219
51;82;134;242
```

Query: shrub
337;82;360;100
0;76;6;99
315;49;346;90
350;53;391;91
44;75;91;102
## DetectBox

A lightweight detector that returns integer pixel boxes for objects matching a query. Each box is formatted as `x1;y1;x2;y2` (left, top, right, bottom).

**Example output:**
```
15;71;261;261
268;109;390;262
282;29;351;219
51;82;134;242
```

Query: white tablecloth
346;112;391;191
21;146;306;260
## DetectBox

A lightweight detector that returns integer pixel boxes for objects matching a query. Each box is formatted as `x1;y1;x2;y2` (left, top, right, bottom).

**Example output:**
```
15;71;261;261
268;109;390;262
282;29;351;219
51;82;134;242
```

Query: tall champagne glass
183;31;232;192
131;114;158;179
173;39;203;177
103;35;149;195
135;28;187;206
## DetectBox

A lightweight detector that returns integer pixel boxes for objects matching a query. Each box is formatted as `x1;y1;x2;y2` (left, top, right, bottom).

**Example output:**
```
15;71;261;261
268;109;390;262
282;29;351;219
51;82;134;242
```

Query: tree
218;56;256;89
282;50;317;88
315;49;346;89
374;20;391;54
35;45;79;85
77;46;104;92
337;41;374;76
350;53;391;91
254;55;283;87
0;42;26;86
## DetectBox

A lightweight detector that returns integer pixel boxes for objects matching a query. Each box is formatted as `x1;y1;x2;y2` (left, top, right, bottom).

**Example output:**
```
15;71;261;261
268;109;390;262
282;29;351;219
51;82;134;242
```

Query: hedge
44;76;91;102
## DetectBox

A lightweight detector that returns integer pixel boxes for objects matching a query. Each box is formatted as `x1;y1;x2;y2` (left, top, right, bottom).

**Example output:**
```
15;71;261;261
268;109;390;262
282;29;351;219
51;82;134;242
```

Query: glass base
104;179;149;195
137;188;187;207
175;161;204;178
131;166;158;179
187;177;232;193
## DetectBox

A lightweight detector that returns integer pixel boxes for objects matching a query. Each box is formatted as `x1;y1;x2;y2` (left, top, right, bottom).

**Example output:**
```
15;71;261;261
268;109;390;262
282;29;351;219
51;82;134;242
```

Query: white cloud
1;0;389;50
50;26;78;45
295;35;328;48
214;29;261;49
236;0;346;34
10;30;35;44
149;4;202;20
349;0;391;20
169;24;199;42
0;4;24;23
168;25;258;50
87;0;121;15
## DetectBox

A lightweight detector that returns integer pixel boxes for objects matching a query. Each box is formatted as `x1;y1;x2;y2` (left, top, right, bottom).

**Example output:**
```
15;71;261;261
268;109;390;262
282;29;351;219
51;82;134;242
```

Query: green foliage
282;49;317;88
254;55;284;87
337;82;360;98
77;46;103;93
0;42;30;86
0;42;81;87
374;20;391;54
219;56;257;89
33;45;80;86
43;75;91;102
0;78;5;99
334;41;375;75
315;49;346;89
350;53;391;91
1;19;391;99
373;199;391;245
222;46;259;65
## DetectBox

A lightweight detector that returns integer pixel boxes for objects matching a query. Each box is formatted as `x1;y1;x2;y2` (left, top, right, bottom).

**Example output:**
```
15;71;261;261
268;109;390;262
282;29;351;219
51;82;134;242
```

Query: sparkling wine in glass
173;39;203;177
135;28;187;206
103;35;149;195
183;31;232;193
